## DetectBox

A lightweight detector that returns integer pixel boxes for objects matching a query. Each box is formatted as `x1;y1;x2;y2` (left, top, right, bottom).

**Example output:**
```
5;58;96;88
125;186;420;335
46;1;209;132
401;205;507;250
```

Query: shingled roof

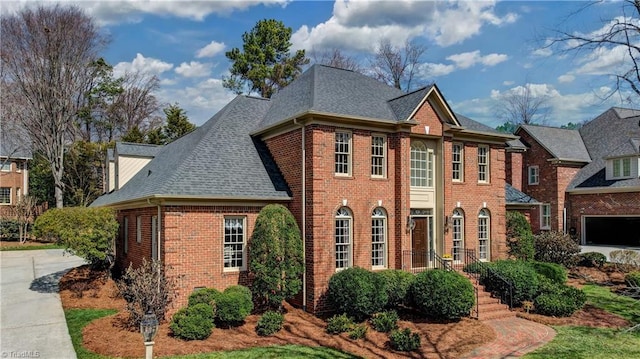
91;95;291;207
517;124;591;163
115;142;162;158
569;107;640;190
505;183;539;205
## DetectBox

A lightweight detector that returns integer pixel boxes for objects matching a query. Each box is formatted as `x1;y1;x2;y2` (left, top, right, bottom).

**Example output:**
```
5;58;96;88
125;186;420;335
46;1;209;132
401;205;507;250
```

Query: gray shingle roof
506;138;527;150
259;65;405;130
91;96;291;207
569;107;640;189
518;124;591;162
388;87;432;121
456;113;502;134
505;183;539;204
115;142;162;157
0;122;32;159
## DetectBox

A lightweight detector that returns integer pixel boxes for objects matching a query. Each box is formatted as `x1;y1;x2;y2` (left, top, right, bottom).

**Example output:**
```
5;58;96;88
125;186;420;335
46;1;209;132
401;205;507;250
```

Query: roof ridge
388;85;431;102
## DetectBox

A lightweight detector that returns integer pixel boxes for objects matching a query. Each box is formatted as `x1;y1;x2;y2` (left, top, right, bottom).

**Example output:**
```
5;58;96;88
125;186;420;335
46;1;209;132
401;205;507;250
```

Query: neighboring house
515;107;640;245
105;142;163;193
0;128;31;218
92;65;517;313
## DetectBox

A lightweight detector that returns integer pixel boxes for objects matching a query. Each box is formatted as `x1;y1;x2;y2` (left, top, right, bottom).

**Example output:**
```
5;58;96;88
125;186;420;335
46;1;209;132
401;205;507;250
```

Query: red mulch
59;264;635;358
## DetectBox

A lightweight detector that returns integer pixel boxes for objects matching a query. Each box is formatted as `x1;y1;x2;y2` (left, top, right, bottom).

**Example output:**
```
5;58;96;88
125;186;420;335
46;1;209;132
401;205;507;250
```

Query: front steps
474;285;516;320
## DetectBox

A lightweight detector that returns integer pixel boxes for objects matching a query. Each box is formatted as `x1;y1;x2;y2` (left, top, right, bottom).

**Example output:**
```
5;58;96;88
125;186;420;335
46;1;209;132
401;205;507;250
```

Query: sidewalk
462;317;556;358
0;249;85;359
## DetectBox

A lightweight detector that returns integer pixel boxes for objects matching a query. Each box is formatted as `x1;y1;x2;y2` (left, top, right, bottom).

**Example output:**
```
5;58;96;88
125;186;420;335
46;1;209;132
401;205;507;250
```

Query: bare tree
111;70;163;141
549;0;640;102
1;5;108;208
495;84;550;128
310;48;363;72
12;196;37;244
370;38;427;91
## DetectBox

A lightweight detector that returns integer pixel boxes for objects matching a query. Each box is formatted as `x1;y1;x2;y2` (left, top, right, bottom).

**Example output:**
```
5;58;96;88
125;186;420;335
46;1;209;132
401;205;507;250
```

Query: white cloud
419;50;508;78
291;0;518;52
113;53;173;77
156;78;236;125
503;80;514;86
558;74;575;83
575;45;630;76
175;61;212;78
532;47;552;57
196;41;226;58
419;63;456;77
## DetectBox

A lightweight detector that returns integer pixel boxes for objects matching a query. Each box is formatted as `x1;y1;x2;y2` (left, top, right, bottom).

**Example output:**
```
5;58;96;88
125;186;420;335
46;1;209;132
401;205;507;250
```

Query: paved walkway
0;249;85;359
462;317;556;359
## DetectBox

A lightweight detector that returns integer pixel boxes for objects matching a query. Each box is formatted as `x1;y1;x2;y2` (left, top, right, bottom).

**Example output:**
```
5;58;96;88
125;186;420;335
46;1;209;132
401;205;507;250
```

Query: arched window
452;209;464;261
371;207;387;268
478;209;490;261
335;207;352;270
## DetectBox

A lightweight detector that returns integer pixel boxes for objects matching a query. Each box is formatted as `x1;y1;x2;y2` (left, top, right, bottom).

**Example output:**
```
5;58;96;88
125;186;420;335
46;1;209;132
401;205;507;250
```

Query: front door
412;217;428;268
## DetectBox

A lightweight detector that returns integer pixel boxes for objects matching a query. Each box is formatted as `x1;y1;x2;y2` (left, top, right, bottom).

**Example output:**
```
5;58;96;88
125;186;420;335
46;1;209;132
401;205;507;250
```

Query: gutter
293;118;307;312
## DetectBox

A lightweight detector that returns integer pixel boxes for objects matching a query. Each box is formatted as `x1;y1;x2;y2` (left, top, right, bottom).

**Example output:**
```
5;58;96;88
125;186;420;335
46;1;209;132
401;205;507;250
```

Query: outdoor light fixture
140;311;159;359
406;216;416;232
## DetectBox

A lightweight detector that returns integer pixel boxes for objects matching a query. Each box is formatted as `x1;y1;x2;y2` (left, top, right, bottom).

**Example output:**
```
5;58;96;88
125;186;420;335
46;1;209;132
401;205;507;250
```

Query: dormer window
612;157;632;179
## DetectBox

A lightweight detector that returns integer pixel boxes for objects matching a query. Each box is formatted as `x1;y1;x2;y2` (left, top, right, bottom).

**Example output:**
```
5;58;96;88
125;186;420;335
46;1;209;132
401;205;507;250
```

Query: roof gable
115;142;162;158
517;124;591;162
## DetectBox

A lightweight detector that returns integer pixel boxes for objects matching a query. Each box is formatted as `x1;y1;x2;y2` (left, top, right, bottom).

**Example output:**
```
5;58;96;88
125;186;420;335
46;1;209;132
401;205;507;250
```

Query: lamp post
140;311;159;359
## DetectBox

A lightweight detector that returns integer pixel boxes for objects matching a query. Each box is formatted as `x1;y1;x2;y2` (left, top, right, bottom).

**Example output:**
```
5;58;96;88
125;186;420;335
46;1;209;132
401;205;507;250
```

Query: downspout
147;198;162;264
293;118;307;311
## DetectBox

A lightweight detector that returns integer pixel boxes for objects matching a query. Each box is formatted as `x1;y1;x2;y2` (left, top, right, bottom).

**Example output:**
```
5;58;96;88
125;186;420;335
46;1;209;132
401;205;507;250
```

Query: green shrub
534;286;586;317
610;250;640;270
535;274;562;297
534;231;580;267
327;267;388;321
625;271;640;285
215;285;253;326
117;258;175;327
348;324;367;340
378;269;415;307
188;288;220;308
326;314;354;334
33;207;118;267
485;260;538;306
170;303;215;340
411;269;474;319
389;328;421;352
506;211;535;261
578;252;607;268
255;311;284;336
530;261;567;284
0;219;21;240
370;310;399;333
249;204;304;309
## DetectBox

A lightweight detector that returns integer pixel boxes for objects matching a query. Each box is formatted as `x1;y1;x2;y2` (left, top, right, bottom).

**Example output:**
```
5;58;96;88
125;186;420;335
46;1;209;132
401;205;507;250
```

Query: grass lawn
524;284;640;359
64;309;360;359
0;242;64;251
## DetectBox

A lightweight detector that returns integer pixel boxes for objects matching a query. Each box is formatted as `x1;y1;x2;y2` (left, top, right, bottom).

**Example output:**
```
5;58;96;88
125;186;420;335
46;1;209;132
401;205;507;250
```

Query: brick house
515;107;640;245
92;65;518;313
0;132;31;218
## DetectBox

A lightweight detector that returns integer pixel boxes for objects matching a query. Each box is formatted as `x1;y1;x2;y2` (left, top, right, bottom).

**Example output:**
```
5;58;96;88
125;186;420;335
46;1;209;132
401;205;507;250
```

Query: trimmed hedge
215;285;253;326
378;269;415;307
327;267;388;322
170;303;215;340
484;260;539;306
255;311;284;336
530;261;567;284
534;286;586;317
411;269;474;319
188;288;220;307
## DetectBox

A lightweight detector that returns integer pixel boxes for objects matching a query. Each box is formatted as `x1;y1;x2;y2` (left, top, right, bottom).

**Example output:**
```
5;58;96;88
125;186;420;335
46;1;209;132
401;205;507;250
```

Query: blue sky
2;1;635;127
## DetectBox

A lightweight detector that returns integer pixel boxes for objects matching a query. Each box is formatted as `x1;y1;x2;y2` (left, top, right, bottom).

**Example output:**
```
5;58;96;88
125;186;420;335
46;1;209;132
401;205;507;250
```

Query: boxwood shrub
255;311;284;336
578;252;607;268
215;285;253;326
170;303;215;340
410;269;474;319
348;324;367;340
389;328;421;352
485;260;539;306
188;288;220;307
326;313;354;334
327;267;388;321
530;261;567;284
378;269;415;307
534;286;586;317
370;310;399;333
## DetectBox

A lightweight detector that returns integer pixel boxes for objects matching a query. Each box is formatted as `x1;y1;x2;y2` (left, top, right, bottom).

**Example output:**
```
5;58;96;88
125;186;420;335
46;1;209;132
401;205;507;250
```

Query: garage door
584;216;640;246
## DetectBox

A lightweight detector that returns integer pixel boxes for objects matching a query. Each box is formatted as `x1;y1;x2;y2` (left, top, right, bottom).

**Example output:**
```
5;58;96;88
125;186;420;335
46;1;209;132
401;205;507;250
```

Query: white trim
452;142;464;182
528;165;539;185
335;207;353;271
223;216;247;272
477;145;490;183
371;207;387;270
0;187;11;205
371;134;387;179
567;186;640;194
541;204;551;230
334;130;352;176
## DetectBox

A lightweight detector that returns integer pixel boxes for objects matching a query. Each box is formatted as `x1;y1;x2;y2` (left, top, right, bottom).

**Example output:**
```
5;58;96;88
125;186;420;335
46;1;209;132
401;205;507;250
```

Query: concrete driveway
0;249;85;359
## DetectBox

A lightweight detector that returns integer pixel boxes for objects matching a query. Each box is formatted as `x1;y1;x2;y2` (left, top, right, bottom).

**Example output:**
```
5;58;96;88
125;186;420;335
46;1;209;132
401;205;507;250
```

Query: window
541;204;551;230
335;131;352;175
612;158;632;178
371;135;386;178
0;187;10;204
411;141;434;187
136;216;142;243
452;209;464;261
123;217;129;254
528;166;539;185
452;143;463;182
224;217;246;270
478;145;489;183
0;162;10;172
371;207;387;268
335;207;352;270
478;209;490;261
16;161;24;172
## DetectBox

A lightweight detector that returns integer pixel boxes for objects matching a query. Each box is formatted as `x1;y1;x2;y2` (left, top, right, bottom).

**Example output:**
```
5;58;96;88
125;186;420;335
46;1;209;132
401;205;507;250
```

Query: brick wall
506;151;523;191
0;159;28;217
566;192;640;239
